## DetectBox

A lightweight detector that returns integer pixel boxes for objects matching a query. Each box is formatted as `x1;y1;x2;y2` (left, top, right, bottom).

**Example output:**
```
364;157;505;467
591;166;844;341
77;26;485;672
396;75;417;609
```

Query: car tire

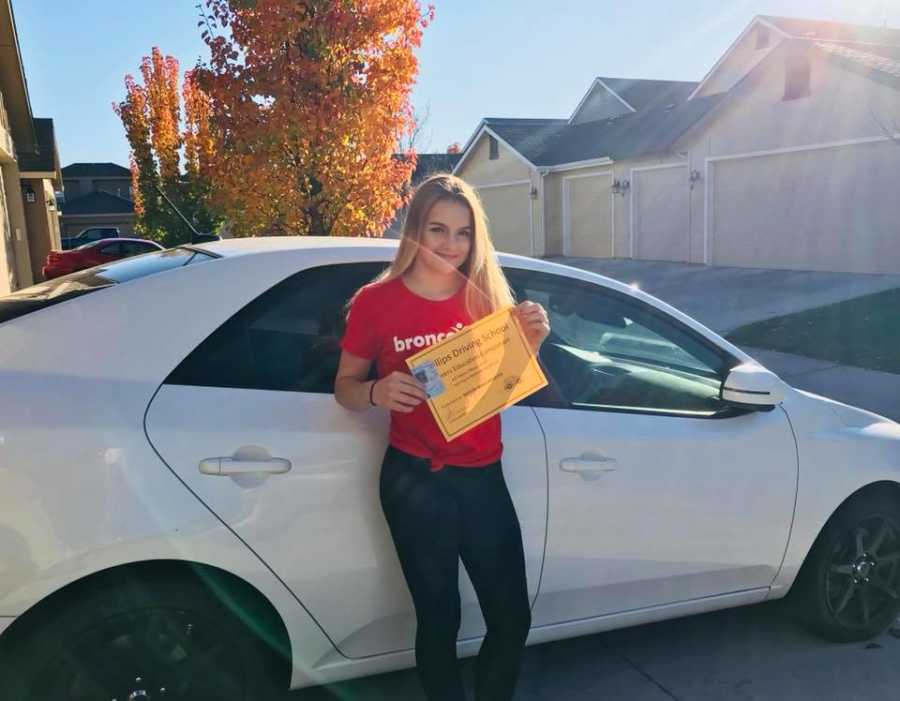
795;491;900;642
0;568;287;701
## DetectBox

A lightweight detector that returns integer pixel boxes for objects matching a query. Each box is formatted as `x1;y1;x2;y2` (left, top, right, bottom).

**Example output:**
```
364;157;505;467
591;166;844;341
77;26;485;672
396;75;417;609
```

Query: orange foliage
197;0;433;236
140;48;182;185
114;49;220;245
182;68;215;181
113;74;154;218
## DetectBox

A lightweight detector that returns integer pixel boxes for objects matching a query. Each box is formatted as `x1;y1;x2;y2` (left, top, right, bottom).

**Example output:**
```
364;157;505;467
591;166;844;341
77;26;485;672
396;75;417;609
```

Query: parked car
0;238;898;699
42;237;164;280
60;226;122;250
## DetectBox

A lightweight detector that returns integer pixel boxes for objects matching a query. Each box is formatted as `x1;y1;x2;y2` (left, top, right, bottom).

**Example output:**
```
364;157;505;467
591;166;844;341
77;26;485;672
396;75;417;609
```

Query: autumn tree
114;49;220;247
196;0;432;237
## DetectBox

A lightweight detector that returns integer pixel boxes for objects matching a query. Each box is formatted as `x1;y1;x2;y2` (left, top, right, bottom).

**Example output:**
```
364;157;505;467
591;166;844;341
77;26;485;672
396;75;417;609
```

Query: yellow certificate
405;306;548;441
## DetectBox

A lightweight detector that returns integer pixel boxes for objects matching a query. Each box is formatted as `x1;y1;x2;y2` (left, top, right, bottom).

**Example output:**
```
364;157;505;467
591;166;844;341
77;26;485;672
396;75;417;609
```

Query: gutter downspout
538;168;549;259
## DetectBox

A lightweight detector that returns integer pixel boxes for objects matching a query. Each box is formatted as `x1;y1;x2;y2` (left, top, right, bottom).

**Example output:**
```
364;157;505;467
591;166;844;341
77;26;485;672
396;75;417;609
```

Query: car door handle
560;455;618;479
199;457;292;476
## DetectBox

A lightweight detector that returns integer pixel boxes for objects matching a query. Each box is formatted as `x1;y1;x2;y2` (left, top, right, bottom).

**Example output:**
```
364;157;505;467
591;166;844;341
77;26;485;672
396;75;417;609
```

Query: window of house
505;268;733;415
165;262;387;393
783;54;811;100
755;26;770;49
488;135;499;160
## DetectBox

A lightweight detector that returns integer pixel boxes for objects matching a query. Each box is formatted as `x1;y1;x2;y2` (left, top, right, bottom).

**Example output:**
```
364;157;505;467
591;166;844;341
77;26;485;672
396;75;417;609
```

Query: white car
0;238;898;700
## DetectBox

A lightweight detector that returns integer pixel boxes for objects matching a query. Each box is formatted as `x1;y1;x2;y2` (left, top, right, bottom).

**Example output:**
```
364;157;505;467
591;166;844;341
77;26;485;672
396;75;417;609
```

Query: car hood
793;388;897;428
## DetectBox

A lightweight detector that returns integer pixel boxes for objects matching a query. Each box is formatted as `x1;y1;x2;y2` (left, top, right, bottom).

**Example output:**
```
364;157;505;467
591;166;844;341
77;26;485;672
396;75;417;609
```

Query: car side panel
769;390;900;596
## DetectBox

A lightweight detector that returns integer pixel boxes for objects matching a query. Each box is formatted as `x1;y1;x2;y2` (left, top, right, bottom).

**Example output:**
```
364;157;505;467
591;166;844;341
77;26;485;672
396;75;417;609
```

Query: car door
144;261;548;659
505;267;798;626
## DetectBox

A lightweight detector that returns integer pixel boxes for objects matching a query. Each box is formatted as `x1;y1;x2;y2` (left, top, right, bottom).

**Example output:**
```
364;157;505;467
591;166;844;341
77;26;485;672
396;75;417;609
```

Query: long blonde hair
370;173;515;320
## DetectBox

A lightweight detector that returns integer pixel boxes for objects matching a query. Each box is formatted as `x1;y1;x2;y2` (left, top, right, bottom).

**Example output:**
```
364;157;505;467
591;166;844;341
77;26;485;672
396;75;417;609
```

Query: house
0;0;64;294
384;152;463;237
454;15;900;274
60;162;136;237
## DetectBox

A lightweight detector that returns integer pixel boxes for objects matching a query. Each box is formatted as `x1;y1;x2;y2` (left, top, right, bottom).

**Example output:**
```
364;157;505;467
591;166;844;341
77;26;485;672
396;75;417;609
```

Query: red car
42;238;165;280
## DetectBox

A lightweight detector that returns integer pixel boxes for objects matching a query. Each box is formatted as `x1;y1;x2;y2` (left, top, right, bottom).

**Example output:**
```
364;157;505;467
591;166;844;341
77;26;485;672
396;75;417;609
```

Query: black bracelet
369;379;378;406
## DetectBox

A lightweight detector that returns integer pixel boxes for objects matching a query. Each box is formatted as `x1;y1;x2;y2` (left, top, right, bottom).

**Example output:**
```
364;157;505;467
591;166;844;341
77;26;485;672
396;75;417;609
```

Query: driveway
291;602;900;700
547;258;900;335
549;258;900;421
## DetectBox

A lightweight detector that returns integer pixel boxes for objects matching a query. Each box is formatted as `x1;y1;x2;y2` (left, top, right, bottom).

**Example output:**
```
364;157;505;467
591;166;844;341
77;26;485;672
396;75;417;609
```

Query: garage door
564;172;613;258
710;140;900;273
633;165;690;262
476;183;532;256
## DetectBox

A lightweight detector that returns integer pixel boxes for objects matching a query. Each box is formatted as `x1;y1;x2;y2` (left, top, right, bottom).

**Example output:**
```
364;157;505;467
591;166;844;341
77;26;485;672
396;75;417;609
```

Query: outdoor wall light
529;185;538;199
689;169;702;183
611;179;630;195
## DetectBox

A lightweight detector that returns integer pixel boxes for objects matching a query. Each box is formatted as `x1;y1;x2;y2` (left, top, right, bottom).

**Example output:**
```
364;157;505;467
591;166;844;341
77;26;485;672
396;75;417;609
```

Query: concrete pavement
291;602;900;700
547;257;900;335
741;346;900;422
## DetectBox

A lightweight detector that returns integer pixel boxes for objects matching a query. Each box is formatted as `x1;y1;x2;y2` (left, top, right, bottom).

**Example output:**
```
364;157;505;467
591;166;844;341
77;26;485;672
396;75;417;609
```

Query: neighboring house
60;162;136;237
454;15;900;274
0;0;64;294
384;152;463;238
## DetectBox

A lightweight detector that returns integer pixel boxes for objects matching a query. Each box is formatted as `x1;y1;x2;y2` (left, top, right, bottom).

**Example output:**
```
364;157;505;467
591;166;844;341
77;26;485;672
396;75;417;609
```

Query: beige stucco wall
677;43;900;272
458;132;532;185
1;162;32;289
685;48;900;157
23;177;61;281
458;131;544;257
695;24;782;98
0;165;14;295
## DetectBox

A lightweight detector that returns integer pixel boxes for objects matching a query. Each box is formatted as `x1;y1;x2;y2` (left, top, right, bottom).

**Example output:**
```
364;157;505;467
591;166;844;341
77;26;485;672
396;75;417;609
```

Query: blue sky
13;0;900;168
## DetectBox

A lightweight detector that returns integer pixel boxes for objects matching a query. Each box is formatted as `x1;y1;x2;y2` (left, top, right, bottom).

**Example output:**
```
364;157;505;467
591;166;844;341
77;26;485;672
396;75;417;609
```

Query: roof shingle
60;191;135;216
761;15;900;46
597;78;698;112
812;40;900;90
61;162;132;178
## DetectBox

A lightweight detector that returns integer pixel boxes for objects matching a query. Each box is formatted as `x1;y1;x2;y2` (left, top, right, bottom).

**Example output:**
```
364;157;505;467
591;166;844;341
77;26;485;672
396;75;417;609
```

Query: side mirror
721;363;786;410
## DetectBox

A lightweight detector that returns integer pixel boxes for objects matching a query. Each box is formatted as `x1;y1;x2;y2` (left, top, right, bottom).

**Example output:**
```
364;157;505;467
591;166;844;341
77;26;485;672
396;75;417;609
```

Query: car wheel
0;569;286;701
796;491;900;642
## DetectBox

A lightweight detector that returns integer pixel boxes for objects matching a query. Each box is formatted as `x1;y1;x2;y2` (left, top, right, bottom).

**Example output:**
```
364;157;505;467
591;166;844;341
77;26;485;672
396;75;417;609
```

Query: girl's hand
372;371;428;413
514;301;550;354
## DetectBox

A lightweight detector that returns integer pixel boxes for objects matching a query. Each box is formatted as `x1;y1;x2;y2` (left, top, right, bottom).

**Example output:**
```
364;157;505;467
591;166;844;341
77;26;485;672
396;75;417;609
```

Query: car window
98;243;121;255
121;241;150;255
165;262;388;392
505;268;732;416
0;247;217;325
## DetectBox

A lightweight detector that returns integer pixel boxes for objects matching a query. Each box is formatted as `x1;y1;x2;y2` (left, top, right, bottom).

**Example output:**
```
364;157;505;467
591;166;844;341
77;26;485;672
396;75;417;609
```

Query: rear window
0;247;218;325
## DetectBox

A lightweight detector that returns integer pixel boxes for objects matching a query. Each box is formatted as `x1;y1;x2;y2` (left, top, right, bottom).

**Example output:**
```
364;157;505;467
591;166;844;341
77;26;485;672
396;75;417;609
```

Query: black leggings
379;445;532;701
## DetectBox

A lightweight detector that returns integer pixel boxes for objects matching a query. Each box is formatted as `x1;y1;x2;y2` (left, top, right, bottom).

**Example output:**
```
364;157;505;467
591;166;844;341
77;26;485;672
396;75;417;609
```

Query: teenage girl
334;174;550;701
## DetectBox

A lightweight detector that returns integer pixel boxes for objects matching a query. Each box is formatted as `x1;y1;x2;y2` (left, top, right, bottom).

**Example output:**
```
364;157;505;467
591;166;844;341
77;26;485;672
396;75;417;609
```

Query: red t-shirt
340;276;502;471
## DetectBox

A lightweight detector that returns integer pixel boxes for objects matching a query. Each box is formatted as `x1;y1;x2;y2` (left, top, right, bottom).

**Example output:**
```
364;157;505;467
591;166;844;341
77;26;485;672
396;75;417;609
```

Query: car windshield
0;247;218;325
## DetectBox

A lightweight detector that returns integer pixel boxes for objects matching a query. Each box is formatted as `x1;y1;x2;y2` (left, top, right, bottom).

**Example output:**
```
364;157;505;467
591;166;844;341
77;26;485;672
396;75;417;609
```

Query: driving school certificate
405;307;548;441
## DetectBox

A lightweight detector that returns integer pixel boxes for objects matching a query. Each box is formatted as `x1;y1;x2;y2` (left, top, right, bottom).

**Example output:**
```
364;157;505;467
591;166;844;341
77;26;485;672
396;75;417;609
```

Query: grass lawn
726;287;900;375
